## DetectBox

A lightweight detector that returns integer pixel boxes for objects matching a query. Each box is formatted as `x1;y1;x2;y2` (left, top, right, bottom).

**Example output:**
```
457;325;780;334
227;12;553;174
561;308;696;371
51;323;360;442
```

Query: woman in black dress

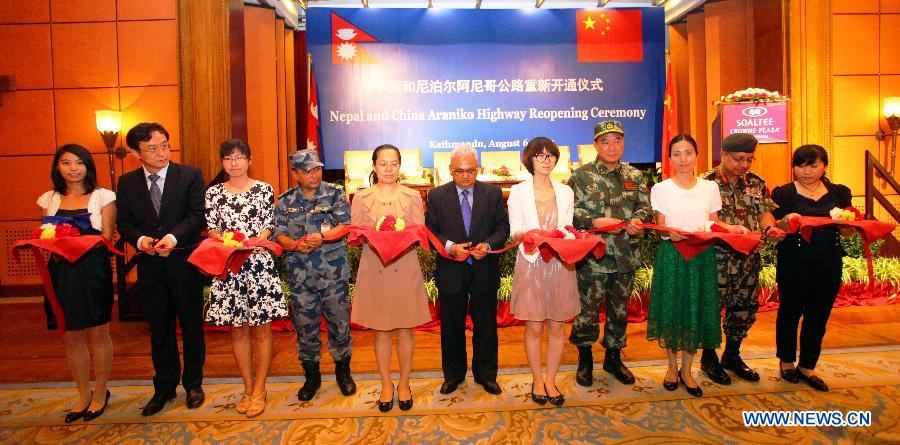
37;144;116;421
772;145;853;392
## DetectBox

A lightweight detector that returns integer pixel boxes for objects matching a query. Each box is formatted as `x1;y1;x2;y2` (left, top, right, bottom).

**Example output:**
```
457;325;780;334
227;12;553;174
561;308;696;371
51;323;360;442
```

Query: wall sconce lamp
95;110;127;191
876;97;900;176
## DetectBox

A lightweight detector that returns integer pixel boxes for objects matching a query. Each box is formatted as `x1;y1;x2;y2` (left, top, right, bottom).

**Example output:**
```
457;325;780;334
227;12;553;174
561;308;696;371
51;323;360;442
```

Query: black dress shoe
545;384;565;407
721;354;760;382
398;385;413;411
477;380;502;395
377;389;394;413
780;367;800;384
530;383;548;405
186;388;205;409
798;372;829;392
701;360;732;385
141;391;176;417
65;392;91;424
662;378;678;391
83;390;110;421
678;370;703;397
439;379;462;395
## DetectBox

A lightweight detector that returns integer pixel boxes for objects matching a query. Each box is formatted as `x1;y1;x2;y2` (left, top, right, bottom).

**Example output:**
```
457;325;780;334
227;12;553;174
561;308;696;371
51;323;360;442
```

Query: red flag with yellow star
661;56;678;178
576;10;643;62
332;12;378;64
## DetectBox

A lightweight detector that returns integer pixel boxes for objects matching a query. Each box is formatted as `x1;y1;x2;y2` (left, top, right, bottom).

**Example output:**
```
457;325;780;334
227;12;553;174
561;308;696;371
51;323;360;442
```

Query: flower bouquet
830;206;863;222
720;88;786;103
491;165;513;177
376;215;407;231
33;223;80;239
347;216;428;264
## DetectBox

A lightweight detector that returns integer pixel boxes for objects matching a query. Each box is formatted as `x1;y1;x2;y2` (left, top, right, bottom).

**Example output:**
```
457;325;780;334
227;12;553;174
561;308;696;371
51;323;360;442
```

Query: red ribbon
187;238;284;279
10;235;118;334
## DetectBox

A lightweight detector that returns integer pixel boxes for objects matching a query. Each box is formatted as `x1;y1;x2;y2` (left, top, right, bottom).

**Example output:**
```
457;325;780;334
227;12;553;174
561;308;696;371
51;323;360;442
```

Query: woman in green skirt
648;134;749;397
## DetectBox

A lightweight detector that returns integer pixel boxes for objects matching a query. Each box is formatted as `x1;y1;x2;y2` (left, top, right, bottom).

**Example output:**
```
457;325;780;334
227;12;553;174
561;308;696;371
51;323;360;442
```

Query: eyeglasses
535;153;558;162
452;168;478;175
140;142;172;154
224;155;248;163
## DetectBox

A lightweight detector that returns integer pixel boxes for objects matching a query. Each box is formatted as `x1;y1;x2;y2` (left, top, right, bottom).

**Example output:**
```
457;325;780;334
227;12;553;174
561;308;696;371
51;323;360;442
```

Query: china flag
332;12;378;64
576;10;643;62
661;57;678;178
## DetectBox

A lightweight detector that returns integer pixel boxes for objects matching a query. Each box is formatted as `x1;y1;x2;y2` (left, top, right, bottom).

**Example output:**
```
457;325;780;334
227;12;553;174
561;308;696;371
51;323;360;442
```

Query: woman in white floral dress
205;139;287;418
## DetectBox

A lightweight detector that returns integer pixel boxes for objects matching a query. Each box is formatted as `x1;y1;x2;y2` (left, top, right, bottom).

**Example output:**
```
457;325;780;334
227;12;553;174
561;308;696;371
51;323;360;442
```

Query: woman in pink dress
350;144;430;412
508;137;580;406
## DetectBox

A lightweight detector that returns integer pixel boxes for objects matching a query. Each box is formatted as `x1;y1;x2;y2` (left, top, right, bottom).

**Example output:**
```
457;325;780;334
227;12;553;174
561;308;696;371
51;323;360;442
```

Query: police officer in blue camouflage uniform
273;149;356;402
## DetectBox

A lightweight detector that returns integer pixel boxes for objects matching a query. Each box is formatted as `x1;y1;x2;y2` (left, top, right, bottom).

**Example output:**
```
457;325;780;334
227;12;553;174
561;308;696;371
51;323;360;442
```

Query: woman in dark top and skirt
771;145;853;392
37;144;116;421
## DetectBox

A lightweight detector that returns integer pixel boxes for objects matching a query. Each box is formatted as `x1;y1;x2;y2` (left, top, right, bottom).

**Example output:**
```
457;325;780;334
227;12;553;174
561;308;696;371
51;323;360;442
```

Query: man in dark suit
116;122;207;416
425;145;510;395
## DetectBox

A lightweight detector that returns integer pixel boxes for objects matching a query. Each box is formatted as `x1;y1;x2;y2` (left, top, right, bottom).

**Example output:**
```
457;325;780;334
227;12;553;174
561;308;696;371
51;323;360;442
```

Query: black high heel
65;391;92;423
398;385;413;411
530;383;548;405
83;390;110;421
377;387;394;413
662;376;678;391
544;383;565;407
678;369;703;397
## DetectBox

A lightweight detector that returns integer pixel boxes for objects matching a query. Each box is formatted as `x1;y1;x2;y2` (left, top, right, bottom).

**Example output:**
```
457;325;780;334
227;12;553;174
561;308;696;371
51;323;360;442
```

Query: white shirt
650;178;722;232
445;184;476;252
37;188;116;231
144;163;169;193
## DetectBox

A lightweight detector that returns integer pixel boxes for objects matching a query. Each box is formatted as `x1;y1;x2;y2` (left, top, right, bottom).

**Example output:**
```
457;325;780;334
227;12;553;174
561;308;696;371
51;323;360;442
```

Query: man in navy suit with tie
426;145;510;395
116;123;207;416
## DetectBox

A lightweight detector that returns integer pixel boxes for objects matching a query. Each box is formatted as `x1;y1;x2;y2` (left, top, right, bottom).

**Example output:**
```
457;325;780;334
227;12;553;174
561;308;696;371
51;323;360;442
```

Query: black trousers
775;256;842;370
438;266;498;383
138;253;206;393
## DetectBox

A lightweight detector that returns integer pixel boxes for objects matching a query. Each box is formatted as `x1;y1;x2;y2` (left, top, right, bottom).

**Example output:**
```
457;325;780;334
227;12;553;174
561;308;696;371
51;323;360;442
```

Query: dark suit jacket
425;181;510;295
116;162;206;257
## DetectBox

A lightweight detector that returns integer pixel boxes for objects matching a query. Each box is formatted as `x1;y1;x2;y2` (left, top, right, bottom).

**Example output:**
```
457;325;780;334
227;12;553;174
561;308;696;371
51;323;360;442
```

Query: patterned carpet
1;349;898;444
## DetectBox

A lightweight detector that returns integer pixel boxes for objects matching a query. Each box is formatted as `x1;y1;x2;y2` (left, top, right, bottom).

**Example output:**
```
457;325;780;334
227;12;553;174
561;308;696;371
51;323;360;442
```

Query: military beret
722;133;759;153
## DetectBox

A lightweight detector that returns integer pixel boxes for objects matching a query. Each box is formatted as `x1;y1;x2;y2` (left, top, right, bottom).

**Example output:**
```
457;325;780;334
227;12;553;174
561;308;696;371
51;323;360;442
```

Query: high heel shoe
235;392;252;414
398;385;413;411
662;377;678;391
530;383;548;405
83;390;109;422
65;392;92;424
245;392;267;418
678;369;703;397
544;384;565;407
377;387;394;413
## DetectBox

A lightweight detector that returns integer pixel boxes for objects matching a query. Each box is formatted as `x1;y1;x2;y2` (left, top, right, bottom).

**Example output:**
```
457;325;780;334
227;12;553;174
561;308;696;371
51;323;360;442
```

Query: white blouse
37;188;116;231
650;178;721;232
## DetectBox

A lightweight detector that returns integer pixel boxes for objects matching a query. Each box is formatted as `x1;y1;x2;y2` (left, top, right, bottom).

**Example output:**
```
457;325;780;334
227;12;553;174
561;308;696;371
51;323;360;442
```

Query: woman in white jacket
508;137;580;407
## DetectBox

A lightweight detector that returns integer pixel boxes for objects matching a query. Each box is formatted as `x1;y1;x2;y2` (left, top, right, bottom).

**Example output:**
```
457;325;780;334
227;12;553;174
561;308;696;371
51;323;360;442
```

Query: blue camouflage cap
289;149;324;170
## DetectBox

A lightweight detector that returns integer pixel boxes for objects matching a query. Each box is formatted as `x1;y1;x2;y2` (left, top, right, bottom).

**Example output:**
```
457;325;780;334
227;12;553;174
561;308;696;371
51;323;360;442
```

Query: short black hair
51;144;97;195
219;139;251;159
125;122;169;151
522;137;561;175
668;133;699;156
792;144;828;167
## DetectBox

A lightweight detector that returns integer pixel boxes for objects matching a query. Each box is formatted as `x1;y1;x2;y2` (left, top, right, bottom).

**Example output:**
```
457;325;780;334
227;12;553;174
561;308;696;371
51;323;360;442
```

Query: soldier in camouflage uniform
273;149;356;401
698;133;778;384
568;120;653;387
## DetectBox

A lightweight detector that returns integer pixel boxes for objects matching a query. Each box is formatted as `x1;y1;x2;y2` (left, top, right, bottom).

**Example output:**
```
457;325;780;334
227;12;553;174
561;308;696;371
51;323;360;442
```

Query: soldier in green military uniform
273;149;356;402
568;120;653;387
699;133;779;384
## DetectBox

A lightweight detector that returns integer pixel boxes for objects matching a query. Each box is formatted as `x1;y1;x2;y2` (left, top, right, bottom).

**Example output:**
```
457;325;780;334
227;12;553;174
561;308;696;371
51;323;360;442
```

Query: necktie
149;174;162;216
461;189;473;265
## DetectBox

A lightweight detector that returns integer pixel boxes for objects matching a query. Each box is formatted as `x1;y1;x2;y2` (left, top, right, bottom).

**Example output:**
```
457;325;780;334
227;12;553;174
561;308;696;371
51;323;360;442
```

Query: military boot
334;356;357;396
700;347;732;385
721;339;760;382
575;346;594;387
297;361;321;402
602;348;635;385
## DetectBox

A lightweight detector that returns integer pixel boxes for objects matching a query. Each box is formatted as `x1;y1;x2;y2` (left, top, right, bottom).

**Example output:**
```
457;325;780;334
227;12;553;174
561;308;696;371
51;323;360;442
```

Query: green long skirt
647;241;722;353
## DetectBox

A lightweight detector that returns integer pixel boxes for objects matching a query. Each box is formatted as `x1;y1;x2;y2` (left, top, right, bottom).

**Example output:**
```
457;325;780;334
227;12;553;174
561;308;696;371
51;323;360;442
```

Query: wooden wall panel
0;25;53;90
832;15;879;75
833;136;873;194
283;27;297;192
833;0;879;13
882;15;900;74
0;91;55;156
51;23;118;88
54;88;120;153
883;1;900;13
0;156;56;221
244;6;279;188
752;0;787;94
118;20;178;87
117;0;177;20
276;19;288;192
832;76;880;137
50;0;116;23
668;22;690;136
0;2;49;24
120;86;181;148
686;11;709;170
